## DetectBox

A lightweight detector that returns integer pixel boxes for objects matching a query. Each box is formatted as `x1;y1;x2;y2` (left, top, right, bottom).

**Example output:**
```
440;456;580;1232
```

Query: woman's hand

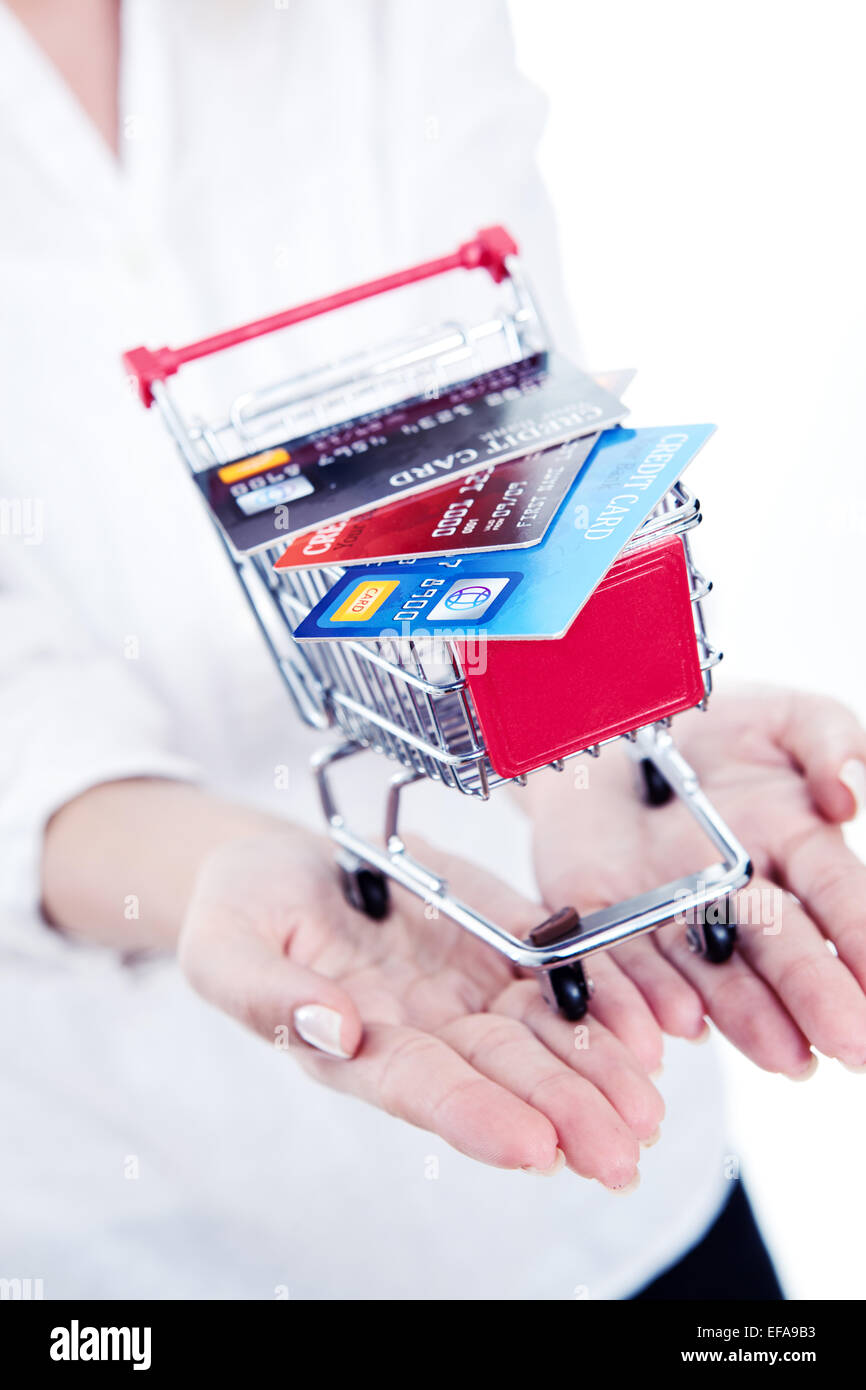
178;829;665;1190
525;688;866;1078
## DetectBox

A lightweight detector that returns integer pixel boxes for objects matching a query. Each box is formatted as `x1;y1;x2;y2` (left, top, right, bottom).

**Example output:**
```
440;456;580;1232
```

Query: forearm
41;778;299;951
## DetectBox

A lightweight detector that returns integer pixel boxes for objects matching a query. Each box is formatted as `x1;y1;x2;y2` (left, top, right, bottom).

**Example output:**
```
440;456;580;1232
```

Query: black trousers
632;1182;784;1300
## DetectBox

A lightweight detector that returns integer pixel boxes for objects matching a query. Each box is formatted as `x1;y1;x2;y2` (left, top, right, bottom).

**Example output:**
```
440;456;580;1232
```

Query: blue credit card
292;424;715;641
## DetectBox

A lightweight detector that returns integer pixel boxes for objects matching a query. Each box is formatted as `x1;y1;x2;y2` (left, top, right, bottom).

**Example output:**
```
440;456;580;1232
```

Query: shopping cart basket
124;227;751;1021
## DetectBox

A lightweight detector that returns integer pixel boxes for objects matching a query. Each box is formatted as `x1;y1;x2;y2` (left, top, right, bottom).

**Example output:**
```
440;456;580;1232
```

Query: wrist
42;778;306;951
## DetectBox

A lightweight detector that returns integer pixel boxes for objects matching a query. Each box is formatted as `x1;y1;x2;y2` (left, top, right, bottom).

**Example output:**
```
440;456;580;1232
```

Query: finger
494;978;665;1143
608;934;708;1041
778;826;866;1015
180;928;364;1058
653;918;814;1077
575;951;667;1073
305;1021;561;1172
439;1012;640;1190
403;838;660;1074
778;692;866;822
733;874;866;1067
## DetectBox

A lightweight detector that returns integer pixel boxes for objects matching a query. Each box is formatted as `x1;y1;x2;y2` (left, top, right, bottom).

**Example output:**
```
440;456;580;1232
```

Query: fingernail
640;1128;662;1149
842;1061;866;1075
522;1147;566;1177
839;759;866;816
293;1004;352;1059
691;1023;711;1045
606;1171;641;1196
788;1054;819;1082
649;1064;664;1080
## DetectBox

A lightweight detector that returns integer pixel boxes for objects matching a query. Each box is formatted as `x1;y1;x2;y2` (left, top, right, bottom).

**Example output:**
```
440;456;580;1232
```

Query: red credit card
273;434;595;572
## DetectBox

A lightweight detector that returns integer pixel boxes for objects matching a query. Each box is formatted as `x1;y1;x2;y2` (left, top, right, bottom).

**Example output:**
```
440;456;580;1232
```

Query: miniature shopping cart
124;227;751;1020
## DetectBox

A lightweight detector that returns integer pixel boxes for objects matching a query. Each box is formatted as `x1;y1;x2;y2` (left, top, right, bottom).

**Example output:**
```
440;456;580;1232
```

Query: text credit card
272;434;597;570
272;369;636;571
194;352;628;554
292;425;715;642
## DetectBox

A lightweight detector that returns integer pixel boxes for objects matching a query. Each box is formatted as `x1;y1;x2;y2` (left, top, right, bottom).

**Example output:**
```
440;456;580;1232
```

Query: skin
42;687;866;1191
19;0;656;1194
4;0;121;156
16;1;866;1186
526;688;866;1078
43;781;662;1189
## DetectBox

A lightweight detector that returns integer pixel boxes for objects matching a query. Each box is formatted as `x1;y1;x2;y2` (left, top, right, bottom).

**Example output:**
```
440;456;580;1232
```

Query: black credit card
194;352;628;554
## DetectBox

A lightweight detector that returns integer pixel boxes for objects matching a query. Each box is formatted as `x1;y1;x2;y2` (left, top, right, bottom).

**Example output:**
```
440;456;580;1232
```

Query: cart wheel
548;963;592;1021
686;911;737;964
339;864;390;921
640;757;674;807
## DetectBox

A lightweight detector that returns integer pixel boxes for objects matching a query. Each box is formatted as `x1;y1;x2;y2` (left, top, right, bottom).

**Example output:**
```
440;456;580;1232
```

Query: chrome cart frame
125;227;751;1019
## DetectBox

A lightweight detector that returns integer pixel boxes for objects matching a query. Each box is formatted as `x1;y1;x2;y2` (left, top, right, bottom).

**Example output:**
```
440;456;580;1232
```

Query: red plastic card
460;536;704;778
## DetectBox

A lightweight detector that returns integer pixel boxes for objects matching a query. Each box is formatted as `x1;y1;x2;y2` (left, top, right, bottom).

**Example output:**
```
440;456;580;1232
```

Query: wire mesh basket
124;228;751;1019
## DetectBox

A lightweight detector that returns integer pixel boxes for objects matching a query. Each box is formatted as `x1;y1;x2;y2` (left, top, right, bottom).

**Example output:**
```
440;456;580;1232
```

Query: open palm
527;688;866;1078
179;828;663;1190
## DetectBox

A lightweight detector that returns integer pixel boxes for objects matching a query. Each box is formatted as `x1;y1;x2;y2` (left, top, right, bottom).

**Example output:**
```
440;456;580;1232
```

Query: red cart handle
123;225;518;408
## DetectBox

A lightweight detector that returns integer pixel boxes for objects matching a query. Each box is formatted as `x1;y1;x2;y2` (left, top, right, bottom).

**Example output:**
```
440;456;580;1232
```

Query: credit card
292;425;715;642
272;369;636;572
272;435;596;570
195;352;628;554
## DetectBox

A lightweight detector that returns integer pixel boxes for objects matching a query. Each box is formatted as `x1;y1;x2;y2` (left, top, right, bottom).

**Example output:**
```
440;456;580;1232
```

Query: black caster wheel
686;912;737;964
530;909;592;1021
548;963;593;1021
640;757;674;808
339;864;390;921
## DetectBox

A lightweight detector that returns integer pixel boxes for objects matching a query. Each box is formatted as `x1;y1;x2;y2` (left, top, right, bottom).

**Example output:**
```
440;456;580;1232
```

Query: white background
511;0;866;1298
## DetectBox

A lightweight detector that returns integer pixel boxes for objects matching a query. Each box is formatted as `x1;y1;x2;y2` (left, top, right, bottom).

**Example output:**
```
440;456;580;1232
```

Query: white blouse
0;0;728;1299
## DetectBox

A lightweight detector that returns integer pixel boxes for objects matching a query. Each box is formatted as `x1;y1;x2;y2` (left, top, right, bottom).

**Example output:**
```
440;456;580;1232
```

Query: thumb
780;693;866;823
180;927;364;1060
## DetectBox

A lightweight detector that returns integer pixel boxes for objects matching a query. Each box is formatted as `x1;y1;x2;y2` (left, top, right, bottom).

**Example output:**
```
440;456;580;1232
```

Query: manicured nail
522;1147;566;1177
842;1061;866;1075
839;759;866;816
606;1171;641;1196
789;1054;819;1082
691;1023;711;1045
640;1128;662;1149
293;1005;352;1059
